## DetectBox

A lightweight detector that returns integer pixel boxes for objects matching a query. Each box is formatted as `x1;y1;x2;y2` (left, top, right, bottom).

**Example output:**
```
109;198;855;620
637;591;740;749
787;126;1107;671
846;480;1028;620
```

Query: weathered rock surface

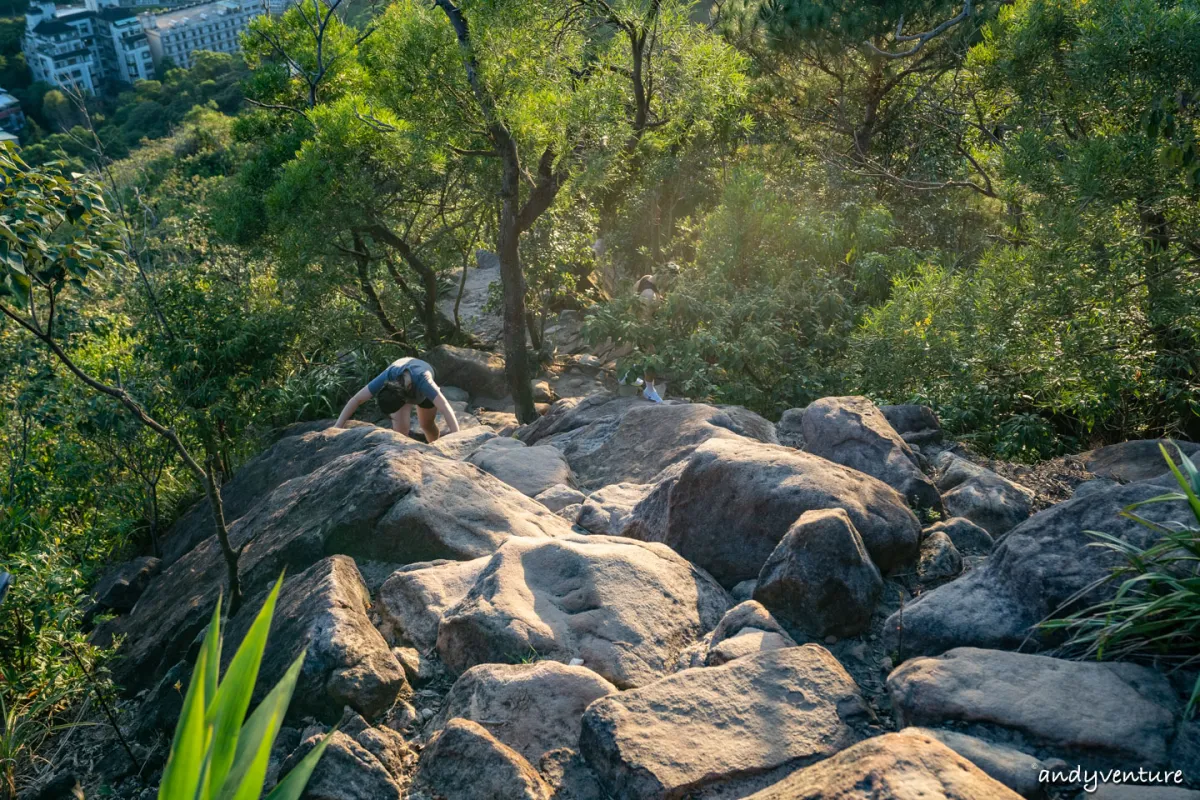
752;509;883;637
467;439;575;497
430;662;617;765
519;394;777;490
708;600;794;649
744;731;1023;800
412;718;551;800
888;648;1181;764
221;556;407;723
706;629;794;666
881;404;944;446
618;466;679;543
110;437;572;690
534;483;587;513
1083;439;1200;484
161;423;398;565
935;452;1034;537
883;482;1196;657
430;427;497;460
281;718;411;800
775;407;806;449
378;558;490;653
917;530;963;582
924;517;993;553
801;396;943;513
426;344;509;401
87;556;161;619
575;482;651;535
437;535;731;689
579;646;870;799
904;727;1052;798
662;438;920;586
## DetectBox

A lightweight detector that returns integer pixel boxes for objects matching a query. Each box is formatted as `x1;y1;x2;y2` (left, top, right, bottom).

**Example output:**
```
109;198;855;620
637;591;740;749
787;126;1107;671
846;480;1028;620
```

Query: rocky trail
30;315;1200;799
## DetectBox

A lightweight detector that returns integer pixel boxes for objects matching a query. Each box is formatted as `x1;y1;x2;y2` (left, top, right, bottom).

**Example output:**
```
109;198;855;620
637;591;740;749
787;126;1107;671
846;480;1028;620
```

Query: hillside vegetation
1;0;1199;795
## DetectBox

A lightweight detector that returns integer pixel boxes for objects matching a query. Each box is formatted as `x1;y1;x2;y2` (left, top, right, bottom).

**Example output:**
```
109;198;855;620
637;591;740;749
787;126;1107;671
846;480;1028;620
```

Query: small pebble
568;657;584;667
880;657;894;672
420;708;435;720
824;635;838;645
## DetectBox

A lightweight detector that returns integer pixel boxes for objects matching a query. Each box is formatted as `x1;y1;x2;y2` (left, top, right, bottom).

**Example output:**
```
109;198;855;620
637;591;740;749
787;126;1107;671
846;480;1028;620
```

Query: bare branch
864;0;974;60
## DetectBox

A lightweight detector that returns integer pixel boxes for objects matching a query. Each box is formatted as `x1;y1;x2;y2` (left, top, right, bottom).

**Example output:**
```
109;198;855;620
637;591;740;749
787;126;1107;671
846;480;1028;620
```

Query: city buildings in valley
138;0;262;70
23;0;154;91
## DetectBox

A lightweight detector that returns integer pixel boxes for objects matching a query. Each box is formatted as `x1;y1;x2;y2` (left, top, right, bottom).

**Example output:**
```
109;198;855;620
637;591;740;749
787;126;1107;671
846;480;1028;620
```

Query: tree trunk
352;234;402;341
204;456;242;616
498;151;537;422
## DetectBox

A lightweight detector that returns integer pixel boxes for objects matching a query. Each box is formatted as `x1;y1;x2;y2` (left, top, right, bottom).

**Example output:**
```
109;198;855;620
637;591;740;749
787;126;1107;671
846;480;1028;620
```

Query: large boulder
86;556;161;622
923;517;994;554
436;535;732;689
579;646;870;799
661;438;920;587
576;483;652;536
1083;439;1200;484
109;438;572;691
431;427;498;460
426;344;509;401
801;396;943;514
775;407;806;449
916;530;963;582
882;482;1196;657
160;424;401;565
904;727;1055;798
466;439;575;497
881;404;944;446
281;725;410;800
377;558;490;653
745;731;1022;800
280;714;412;800
752;509;883;638
888;648;1182;765
430;662;617;766
534;483;587;513
412;718;551;800
935;453;1034;537
220;556;407;724
519;394;777;490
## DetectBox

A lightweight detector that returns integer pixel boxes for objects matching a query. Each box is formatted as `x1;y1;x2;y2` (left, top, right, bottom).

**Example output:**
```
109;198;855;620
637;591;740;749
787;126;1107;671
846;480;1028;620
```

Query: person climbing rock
335;356;460;442
625;274;664;403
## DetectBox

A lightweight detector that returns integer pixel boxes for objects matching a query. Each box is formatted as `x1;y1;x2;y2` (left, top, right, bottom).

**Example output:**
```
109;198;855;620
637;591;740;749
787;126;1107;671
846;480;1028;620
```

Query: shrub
1043;444;1200;716
158;576;330;799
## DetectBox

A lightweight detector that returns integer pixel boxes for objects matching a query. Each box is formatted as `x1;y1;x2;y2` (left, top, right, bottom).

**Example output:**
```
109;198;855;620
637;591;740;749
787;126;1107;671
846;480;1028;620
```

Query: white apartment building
23;0;153;91
139;0;262;70
24;2;101;92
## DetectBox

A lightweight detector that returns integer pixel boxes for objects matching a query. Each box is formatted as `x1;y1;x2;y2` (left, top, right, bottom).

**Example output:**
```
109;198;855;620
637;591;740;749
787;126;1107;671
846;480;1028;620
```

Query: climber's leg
390;404;413;436
417;403;440;443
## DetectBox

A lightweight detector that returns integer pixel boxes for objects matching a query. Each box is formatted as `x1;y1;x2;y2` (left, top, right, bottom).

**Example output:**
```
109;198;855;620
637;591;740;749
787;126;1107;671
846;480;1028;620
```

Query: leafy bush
159;577;330;799
1043;444;1200;716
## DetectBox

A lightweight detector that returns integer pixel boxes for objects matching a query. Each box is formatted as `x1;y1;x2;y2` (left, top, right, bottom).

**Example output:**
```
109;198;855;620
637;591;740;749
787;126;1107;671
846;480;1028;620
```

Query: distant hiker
335;357;460;442
626;274;664;403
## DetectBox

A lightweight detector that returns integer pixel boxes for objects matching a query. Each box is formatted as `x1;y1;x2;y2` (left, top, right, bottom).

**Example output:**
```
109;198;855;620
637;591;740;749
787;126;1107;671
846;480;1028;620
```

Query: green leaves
0;143;126;329
157;575;329;800
1044;443;1200;718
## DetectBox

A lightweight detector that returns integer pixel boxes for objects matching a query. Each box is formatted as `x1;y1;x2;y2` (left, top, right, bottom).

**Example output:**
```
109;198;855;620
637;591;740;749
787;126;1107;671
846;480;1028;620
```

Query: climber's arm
432;390;461;434
335;386;373;428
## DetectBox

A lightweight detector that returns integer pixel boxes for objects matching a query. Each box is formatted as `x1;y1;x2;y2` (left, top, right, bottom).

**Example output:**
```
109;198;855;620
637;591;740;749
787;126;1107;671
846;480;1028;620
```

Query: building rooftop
140;0;254;30
96;6;137;21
